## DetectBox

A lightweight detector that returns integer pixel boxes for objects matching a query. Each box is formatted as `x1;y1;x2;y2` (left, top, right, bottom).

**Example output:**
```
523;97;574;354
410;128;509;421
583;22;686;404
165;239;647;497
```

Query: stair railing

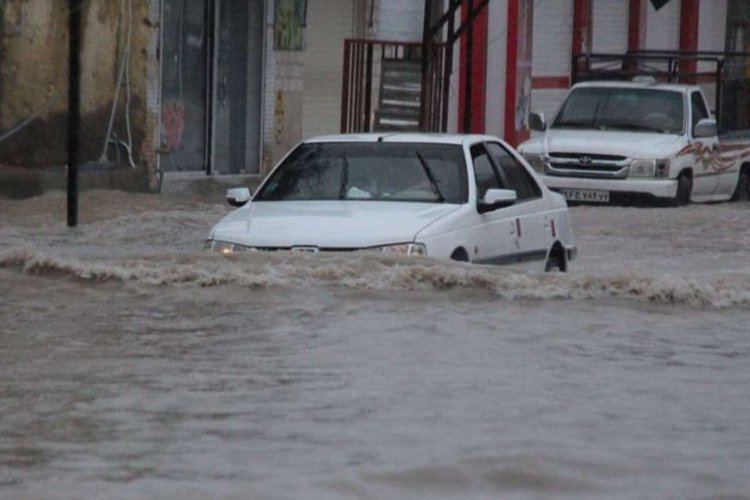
340;39;448;133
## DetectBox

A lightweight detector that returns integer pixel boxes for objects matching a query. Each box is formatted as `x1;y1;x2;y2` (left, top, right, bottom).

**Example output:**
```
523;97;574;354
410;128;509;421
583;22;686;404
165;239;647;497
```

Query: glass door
211;0;263;174
159;0;209;172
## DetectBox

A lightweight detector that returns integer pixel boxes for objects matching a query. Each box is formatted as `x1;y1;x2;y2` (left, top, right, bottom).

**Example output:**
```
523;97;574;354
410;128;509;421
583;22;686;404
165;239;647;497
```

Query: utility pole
67;0;82;227
463;0;474;133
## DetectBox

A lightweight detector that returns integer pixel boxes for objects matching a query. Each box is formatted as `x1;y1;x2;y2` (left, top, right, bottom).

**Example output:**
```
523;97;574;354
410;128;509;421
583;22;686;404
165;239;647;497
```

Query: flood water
1;191;749;499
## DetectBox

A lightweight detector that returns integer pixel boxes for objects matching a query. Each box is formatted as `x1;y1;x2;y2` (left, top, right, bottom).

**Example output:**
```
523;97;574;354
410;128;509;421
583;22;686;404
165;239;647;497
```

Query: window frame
690;91;710;134
483;141;543;203
470;143;504;203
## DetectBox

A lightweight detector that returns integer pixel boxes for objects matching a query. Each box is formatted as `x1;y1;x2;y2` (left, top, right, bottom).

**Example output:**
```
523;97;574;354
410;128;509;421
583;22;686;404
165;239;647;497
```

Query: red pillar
679;0;699;80
628;0;645;52
504;0;534;146
572;0;592;84
458;1;488;133
572;0;592;56
504;0;519;144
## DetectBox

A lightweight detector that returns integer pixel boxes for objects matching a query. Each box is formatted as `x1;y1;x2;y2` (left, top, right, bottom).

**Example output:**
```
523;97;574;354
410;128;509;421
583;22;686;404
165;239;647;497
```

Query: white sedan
206;133;576;271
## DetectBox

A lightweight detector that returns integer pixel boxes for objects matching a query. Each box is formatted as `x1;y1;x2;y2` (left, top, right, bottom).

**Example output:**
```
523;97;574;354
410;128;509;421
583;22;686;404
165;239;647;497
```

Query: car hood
209;201;461;248
534;129;686;159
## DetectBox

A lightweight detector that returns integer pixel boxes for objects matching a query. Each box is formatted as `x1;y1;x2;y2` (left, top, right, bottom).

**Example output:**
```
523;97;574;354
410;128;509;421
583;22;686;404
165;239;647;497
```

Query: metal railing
340;39;449;134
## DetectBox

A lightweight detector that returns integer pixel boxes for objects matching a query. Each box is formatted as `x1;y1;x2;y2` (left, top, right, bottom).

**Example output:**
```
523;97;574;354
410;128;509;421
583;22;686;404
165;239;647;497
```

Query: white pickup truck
517;80;750;205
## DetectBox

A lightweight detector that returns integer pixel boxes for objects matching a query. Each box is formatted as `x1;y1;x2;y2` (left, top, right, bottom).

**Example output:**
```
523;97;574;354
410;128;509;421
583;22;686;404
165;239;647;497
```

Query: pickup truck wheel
673;173;692;206
731;168;750;202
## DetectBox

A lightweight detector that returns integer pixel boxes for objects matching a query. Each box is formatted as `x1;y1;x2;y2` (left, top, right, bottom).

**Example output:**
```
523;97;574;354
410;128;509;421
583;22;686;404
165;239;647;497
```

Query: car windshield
255;142;468;203
552;87;684;134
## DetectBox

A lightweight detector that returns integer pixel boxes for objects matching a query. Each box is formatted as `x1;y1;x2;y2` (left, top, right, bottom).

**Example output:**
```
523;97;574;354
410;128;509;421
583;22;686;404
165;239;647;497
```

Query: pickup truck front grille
551;153;627;162
546;152;630;179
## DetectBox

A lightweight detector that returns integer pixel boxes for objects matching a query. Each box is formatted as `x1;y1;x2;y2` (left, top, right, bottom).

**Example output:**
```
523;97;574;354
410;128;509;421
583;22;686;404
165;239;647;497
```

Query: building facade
447;0;749;146
0;0;747;194
0;0;374;193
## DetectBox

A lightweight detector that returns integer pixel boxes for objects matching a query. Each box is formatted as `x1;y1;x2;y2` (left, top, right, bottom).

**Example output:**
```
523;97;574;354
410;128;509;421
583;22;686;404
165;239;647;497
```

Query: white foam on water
2;246;748;309
2;191;749;308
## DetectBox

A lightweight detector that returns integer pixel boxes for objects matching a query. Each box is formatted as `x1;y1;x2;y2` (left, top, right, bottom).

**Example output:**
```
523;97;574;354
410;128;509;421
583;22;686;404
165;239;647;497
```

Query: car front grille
245;246;358;253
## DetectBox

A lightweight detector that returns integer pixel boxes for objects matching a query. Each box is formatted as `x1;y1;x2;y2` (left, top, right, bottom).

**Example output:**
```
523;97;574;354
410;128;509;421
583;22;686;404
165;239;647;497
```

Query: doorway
159;0;263;175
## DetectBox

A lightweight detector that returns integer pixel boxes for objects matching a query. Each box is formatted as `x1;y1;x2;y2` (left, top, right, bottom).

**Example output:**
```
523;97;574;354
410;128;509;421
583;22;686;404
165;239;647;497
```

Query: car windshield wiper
339;151;349;199
604;122;668;133
415;151;445;202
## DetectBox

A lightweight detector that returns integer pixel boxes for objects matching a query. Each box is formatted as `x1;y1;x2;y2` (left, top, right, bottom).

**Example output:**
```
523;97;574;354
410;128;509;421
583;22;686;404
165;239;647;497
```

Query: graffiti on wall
161;100;185;152
274;0;307;50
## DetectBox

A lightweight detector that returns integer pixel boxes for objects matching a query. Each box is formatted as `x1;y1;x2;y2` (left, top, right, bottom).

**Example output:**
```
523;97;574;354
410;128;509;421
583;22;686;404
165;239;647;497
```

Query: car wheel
544;244;567;272
450;248;469;262
731;167;750;202
672;172;692;206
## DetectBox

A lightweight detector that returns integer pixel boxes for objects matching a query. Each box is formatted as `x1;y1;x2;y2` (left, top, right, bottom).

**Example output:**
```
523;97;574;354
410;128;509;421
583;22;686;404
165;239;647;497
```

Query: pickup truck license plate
560;189;610;203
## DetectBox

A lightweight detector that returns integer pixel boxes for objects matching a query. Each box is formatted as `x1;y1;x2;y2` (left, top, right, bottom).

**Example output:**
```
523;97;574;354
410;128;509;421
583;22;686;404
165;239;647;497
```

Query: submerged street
1;191;749;499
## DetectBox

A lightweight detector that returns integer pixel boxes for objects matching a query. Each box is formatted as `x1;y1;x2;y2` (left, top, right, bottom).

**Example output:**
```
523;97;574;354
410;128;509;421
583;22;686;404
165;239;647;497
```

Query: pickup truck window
552;87;684;135
690;91;709;131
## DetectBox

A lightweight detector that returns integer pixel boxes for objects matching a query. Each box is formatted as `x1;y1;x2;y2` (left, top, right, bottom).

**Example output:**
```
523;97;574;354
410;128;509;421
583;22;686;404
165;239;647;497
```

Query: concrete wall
0;0;154;182
592;0;628;54
378;0;424;42
530;0;572;123
645;0;681;50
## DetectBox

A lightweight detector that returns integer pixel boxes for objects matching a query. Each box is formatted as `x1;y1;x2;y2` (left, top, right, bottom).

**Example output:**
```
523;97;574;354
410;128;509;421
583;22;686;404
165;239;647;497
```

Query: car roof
303;133;501;145
572;80;696;93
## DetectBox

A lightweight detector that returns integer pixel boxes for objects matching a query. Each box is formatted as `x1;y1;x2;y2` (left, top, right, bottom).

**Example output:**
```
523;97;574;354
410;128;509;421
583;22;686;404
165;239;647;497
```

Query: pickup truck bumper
540;175;678;199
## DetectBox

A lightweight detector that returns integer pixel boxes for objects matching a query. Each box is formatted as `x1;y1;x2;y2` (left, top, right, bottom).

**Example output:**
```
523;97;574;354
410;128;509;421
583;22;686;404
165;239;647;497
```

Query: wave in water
2;246;749;309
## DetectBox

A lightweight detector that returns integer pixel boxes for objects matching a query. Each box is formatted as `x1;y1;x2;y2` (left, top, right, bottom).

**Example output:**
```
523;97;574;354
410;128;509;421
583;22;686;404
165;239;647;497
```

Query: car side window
485;142;541;201
470;144;502;200
691;91;709;132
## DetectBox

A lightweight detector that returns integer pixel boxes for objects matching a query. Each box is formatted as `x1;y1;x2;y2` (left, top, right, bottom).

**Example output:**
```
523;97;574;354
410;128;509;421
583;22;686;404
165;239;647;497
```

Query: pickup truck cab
518;80;750;205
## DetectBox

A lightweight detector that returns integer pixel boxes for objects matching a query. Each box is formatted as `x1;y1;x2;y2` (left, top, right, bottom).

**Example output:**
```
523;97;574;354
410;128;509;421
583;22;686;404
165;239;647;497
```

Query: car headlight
629;159;656;177
205;240;247;254
522;153;547;173
370;243;427;257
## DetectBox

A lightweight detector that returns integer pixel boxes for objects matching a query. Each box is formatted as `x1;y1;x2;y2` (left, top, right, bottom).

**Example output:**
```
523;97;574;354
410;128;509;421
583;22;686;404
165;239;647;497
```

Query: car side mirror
478;188;517;213
226;187;252;207
693;118;717;138
529;112;546;132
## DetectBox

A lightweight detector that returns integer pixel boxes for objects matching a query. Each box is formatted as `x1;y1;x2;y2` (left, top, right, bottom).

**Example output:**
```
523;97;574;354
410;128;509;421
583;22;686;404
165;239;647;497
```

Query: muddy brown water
1;191;749;499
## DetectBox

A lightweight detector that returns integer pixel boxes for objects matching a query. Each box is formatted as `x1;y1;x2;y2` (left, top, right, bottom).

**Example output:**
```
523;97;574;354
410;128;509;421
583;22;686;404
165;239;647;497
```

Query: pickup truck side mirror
529;112;547;132
226;187;252;207
693;118;717;138
478;188;517;213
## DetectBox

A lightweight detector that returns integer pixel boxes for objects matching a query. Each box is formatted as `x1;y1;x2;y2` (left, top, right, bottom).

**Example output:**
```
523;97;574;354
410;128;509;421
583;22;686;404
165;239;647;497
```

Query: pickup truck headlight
629;159;656;177
655;159;670;178
370;243;427;256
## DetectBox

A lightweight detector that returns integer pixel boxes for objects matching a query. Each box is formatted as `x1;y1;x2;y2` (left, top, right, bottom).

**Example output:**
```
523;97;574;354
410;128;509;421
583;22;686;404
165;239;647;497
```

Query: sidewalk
0;164;261;199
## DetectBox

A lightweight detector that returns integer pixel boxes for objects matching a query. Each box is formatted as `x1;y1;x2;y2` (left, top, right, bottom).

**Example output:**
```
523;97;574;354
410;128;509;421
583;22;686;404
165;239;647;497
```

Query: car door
469;143;521;265
485;142;552;269
689;90;720;199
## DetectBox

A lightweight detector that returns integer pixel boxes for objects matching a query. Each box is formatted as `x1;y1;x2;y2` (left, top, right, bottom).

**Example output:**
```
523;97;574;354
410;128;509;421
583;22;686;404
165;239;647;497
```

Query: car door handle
509;218;522;237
